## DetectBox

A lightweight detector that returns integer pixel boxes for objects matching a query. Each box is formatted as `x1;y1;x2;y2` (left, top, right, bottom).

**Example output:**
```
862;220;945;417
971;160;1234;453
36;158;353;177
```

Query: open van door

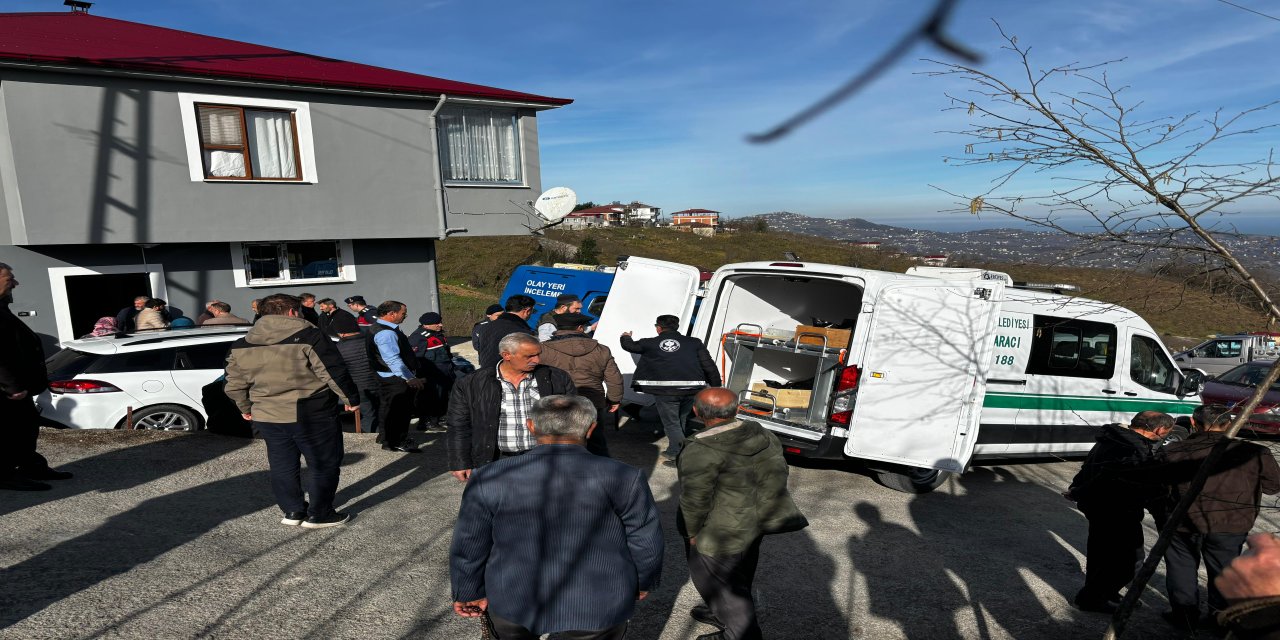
844;280;1004;473
593;257;702;404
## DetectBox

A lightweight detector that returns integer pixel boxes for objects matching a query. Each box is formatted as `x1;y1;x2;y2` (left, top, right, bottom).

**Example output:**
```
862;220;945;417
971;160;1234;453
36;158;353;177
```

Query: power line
1217;0;1280;22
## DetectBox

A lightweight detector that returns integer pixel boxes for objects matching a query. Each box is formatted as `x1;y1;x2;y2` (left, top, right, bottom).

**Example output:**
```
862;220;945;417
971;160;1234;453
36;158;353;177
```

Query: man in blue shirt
365;300;425;453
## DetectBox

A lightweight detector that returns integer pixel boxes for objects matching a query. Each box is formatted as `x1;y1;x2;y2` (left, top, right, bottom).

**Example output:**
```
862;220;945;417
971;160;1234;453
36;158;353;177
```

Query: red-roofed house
0;9;570;344
670;209;720;228
563;204;625;229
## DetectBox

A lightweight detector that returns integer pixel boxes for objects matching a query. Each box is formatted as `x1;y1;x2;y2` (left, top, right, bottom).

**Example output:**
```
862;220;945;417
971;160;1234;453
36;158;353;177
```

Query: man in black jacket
1065;411;1174;613
409;311;453;430
0;263;72;491
332;312;381;434
620;314;721;464
446;332;576;482
475;295;537;369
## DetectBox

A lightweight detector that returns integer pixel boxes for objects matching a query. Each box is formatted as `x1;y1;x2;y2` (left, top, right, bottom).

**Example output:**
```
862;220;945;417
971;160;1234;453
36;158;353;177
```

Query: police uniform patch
660;338;681;353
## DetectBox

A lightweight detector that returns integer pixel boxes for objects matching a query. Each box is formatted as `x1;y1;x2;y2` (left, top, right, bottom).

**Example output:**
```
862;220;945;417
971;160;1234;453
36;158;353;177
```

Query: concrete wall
0;70;548;244
3;239;439;351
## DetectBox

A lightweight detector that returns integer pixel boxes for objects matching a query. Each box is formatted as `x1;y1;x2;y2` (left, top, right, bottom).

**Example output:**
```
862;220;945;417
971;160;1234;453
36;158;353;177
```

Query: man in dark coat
1159;404;1280;630
621;314;721;463
298;293;320;326
114;295;149;333
0;263;72;491
471;304;503;347
408;311;453;430
1065;411;1175;613
345;295;379;327
332;312;381;434
474;295;537;369
446;332;576;482
450;394;663;639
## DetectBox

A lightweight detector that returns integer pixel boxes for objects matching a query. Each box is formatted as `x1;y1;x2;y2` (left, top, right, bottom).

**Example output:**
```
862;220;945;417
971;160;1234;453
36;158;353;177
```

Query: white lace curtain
199;106;298;179
438;108;521;183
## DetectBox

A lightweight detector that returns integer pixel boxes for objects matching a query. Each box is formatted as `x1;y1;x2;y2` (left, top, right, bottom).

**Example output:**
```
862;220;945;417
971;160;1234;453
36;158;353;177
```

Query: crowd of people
6;259;1280;639
1066;406;1280;636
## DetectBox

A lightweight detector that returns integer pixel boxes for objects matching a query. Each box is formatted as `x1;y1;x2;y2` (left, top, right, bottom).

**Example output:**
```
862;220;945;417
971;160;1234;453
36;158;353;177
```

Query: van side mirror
1177;370;1205;397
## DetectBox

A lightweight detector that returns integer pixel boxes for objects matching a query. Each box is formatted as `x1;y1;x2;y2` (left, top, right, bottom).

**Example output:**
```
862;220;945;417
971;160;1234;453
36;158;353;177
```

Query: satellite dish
534;187;577;222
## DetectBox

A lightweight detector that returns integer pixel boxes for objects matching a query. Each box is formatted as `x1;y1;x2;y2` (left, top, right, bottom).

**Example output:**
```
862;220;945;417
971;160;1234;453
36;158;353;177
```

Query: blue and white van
498;265;614;329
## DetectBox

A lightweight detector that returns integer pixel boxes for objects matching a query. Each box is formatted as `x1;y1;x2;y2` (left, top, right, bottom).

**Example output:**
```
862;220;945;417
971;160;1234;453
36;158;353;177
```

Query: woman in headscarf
87;317;119;337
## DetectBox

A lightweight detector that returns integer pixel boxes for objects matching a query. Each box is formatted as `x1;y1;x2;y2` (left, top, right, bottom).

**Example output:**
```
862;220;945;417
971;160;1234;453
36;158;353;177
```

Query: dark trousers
414;362;454;420
256;417;344;518
653;394;695;458
356;387;381;434
0;396;49;478
1076;504;1145;605
486;612;626;640
586;405;612;458
1165;531;1248;613
688;538;764;640
377;376;413;447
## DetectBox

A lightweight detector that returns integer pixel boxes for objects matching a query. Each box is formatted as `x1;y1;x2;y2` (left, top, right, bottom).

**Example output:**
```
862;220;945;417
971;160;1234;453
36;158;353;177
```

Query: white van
594;258;1203;493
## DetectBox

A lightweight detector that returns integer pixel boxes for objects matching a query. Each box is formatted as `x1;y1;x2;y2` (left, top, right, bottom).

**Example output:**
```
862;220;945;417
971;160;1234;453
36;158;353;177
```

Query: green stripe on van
982;392;1199;414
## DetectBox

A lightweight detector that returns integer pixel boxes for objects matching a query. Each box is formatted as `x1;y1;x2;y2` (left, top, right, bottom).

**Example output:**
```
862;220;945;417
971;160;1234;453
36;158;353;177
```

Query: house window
230;240;356;287
197;104;300;180
437;107;523;184
1025;315;1117;380
178;93;318;183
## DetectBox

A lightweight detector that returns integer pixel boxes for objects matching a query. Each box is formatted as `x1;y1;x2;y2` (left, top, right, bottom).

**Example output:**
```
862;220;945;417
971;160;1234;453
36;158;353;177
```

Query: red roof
671;209;720;215
0;12;571;106
574;205;624;214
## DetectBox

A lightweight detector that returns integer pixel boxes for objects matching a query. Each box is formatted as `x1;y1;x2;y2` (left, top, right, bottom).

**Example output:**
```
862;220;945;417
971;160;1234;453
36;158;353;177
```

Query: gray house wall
0;69;547;244
5;239;439;350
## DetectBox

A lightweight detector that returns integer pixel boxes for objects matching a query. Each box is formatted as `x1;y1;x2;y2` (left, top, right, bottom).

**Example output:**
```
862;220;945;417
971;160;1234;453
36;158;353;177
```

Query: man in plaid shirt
447;332;577;482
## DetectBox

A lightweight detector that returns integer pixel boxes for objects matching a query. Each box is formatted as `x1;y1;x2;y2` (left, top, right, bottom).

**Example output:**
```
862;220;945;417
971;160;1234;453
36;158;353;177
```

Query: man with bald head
1065;410;1175;614
677;387;808;640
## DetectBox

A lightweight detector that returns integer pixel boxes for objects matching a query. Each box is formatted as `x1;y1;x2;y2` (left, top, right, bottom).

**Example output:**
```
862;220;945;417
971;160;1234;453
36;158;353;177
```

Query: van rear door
593;257;702;402
844;280;1004;472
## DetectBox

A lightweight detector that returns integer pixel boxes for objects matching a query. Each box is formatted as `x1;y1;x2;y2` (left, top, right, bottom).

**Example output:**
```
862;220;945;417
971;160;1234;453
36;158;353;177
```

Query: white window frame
437;106;527;187
230;240;356;288
178;92;319;183
48;264;168;343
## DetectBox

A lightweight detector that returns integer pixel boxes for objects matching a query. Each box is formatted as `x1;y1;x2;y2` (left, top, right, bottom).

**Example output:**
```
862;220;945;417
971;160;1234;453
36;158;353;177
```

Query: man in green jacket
677;387;808;640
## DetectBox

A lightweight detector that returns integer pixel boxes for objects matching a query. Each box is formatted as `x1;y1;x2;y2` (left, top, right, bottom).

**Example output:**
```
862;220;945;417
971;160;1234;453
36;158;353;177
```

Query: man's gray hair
498;332;539;356
0;262;11;271
694;391;738;421
528;395;596;437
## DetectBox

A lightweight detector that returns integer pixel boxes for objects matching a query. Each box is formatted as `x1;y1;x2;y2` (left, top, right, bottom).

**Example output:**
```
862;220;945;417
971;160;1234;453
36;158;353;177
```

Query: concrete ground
4;422;1272;640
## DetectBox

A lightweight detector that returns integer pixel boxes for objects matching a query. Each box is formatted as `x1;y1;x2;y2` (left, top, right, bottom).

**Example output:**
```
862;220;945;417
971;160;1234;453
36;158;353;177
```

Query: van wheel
117;405;203;432
875;466;949;494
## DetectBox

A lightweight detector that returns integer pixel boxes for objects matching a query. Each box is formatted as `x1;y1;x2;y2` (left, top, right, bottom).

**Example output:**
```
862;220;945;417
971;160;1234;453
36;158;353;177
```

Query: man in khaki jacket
225;294;359;529
536;312;622;457
677;387;808;640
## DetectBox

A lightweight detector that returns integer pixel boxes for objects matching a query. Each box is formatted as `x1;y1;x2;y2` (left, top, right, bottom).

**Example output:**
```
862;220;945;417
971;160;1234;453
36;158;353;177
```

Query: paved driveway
4;425;1266;639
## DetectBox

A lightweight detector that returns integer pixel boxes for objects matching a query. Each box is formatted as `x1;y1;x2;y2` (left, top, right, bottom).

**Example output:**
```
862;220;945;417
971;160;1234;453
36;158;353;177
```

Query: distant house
853;241;881;250
625;202;661;226
921;255;949;267
671;209;720;227
0;9;570;344
563;204;625;228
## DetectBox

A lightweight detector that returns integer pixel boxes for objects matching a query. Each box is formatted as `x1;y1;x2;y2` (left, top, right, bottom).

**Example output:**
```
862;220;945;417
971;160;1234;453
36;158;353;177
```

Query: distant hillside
434;227;1273;344
750;212;1280;276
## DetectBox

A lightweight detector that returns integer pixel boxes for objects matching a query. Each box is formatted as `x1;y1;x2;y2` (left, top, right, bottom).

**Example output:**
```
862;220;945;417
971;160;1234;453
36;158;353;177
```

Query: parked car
37;327;249;430
1198;361;1280;435
1173;333;1279;376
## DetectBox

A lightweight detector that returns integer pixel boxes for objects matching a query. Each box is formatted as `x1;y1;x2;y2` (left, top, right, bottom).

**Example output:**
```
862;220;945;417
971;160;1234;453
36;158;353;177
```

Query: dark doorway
64;273;153;337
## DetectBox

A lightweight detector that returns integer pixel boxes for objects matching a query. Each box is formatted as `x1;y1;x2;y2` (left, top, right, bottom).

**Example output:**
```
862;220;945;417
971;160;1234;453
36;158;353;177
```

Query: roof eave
0;57;573;109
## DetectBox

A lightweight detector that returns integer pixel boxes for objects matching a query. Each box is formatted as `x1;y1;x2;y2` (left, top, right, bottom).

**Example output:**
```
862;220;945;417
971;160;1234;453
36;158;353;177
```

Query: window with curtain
196;104;300;180
437;107;522;184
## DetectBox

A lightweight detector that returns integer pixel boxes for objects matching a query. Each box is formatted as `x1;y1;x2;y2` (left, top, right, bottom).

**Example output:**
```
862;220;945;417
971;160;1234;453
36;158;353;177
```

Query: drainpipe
426;94;461;240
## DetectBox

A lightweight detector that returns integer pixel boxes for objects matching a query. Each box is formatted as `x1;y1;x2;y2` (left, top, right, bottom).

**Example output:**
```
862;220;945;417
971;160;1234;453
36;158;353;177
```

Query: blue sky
7;0;1280;232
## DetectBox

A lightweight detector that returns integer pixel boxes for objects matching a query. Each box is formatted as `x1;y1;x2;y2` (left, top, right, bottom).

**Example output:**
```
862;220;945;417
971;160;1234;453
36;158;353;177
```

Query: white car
38;327;249;430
